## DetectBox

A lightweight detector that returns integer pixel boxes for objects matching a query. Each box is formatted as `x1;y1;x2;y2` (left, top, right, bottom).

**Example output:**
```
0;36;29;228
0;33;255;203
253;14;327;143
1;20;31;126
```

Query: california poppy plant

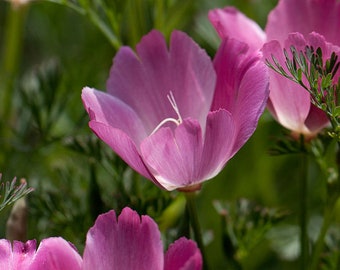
209;0;340;137
0;207;202;270
82;30;269;191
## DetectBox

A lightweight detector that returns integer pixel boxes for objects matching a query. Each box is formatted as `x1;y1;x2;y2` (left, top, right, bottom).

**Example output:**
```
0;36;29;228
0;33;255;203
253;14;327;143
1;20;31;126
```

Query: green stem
185;191;209;270
310;198;337;270
300;151;308;269
86;9;122;50
0;3;29;168
310;143;340;270
45;0;122;50
1;3;28;121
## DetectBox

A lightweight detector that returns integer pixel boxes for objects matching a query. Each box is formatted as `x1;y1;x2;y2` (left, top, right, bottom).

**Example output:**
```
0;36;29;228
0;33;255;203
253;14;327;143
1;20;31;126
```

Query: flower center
150;91;183;135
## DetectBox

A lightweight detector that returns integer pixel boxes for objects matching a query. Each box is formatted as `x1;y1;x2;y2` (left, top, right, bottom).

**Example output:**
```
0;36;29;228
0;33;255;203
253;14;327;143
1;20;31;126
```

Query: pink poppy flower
0;208;202;270
83;207;202;270
81;30;269;191
0;237;82;270
209;0;340;136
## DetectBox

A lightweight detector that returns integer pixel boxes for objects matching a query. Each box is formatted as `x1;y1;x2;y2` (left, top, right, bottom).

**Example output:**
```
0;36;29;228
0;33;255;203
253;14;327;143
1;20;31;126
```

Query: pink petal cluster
209;0;340;137
0;207;202;270
82;30;269;191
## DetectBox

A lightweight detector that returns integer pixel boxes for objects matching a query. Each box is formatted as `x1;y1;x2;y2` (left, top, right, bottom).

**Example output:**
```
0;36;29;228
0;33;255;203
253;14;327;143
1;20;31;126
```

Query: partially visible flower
0;207;202;270
82;30;268;191
262;32;340;136
83;207;202;270
208;7;266;52
208;0;340;137
265;0;340;47
0;237;82;270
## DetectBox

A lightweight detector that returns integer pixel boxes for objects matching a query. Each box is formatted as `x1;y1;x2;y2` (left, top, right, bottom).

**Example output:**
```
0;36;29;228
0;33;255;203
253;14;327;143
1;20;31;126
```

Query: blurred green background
1;0;336;269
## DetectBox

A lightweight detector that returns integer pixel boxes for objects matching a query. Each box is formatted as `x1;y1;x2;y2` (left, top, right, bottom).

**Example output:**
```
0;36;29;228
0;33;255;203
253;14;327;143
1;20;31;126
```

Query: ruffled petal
208;7;266;52
266;0;340;46
140;119;204;191
212;37;269;155
29;238;82;270
164;237;202;270
82;87;147;145
82;87;154;179
83;208;163;270
106;30;216;133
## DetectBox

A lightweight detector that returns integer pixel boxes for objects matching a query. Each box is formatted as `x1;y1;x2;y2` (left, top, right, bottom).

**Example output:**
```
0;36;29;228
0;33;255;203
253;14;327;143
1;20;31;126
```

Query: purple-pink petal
164;237;202;270
262;40;311;134
212;37;269;155
0;240;12;270
266;0;340;46
106;30;216;134
0;239;36;270
0;238;82;270
29;238;82;270
304;105;330;133
82;87;147;145
140;110;236;191
199;110;235;180
208;7;265;52
83;208;163;270
82;87;154;181
12;240;36;269
140;119;204;191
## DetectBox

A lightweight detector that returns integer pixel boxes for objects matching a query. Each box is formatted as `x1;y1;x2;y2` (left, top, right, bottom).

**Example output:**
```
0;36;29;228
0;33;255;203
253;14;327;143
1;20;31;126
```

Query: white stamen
167;91;183;124
150;91;183;135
